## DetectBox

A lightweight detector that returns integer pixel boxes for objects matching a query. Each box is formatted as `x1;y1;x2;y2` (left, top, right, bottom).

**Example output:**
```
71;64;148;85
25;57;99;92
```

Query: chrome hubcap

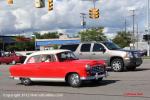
12;61;16;64
112;61;121;71
71;74;80;85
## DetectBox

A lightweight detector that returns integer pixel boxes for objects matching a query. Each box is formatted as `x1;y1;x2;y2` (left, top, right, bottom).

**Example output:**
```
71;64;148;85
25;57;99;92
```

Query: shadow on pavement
16;79;120;88
106;68;150;72
81;80;119;87
129;68;150;72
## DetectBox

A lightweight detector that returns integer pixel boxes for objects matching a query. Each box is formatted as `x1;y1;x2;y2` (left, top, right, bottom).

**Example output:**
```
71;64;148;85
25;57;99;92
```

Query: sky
0;0;148;38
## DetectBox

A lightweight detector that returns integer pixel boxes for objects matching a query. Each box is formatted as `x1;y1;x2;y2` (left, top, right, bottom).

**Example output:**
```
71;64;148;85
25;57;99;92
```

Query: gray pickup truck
60;41;143;72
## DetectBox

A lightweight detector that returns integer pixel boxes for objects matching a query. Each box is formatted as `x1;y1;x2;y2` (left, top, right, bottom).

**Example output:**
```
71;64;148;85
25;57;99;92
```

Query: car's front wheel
111;58;124;72
20;78;32;86
68;73;81;87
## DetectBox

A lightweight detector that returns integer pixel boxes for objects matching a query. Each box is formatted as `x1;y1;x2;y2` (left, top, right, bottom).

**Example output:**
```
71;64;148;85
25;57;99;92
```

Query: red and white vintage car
9;50;108;87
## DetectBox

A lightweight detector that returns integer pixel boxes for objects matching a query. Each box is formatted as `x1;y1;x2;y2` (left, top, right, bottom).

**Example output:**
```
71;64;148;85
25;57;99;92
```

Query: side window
93;43;105;52
60;44;79;52
27;55;40;64
80;44;91;52
40;54;56;62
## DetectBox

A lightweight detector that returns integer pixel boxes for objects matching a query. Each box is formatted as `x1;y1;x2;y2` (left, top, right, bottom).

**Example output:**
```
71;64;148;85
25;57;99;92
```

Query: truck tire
111;58;124;72
20;78;32;86
68;73;81;87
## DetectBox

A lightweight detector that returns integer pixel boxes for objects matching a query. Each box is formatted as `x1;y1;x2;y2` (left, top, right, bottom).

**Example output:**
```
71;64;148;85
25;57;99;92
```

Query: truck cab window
93;43;105;52
80;44;91;52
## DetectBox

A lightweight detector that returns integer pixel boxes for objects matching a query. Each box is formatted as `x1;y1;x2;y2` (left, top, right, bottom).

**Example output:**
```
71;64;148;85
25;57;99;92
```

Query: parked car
60;41;143;72
0;52;26;65
9;50;108;87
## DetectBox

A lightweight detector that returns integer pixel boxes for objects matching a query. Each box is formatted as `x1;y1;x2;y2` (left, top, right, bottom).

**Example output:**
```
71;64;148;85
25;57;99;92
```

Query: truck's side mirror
102;48;106;53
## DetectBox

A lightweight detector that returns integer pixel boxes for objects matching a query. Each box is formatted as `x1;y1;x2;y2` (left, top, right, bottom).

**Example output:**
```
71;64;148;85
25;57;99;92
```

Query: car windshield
103;42;121;50
57;52;78;62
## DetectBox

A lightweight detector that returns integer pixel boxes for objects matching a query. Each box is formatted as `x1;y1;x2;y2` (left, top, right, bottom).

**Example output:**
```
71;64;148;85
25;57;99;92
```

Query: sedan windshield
103;42;121;50
57;52;78;62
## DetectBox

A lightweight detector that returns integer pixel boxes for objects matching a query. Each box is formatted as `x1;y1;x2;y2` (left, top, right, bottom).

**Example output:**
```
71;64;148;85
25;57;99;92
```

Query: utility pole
125;19;127;33
137;24;139;50
80;13;86;30
147;0;150;56
129;9;136;50
93;0;96;8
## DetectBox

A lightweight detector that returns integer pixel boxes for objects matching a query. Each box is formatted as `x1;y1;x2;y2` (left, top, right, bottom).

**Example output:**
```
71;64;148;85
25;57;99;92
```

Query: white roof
30;49;70;56
23;49;70;64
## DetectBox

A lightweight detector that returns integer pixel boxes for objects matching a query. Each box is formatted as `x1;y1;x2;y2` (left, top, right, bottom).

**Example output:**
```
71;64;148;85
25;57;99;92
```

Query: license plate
95;73;98;79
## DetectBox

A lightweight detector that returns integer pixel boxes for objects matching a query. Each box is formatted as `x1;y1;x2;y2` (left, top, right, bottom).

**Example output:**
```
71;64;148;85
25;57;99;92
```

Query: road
0;59;150;100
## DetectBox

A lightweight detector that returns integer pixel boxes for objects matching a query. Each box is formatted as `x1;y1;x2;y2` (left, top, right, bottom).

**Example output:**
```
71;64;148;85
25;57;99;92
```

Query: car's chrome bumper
9;76;20;80
80;71;108;80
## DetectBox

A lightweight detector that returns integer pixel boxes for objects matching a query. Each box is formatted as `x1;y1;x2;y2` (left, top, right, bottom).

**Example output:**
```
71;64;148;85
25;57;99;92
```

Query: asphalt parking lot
0;59;150;100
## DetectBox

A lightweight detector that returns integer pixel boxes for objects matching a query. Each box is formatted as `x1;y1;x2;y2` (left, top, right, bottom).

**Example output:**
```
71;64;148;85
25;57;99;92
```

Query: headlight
126;52;133;58
85;64;91;71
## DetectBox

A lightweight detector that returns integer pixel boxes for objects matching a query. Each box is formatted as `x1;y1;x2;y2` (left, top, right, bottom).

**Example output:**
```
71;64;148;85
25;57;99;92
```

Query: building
0;36;16;50
36;35;80;50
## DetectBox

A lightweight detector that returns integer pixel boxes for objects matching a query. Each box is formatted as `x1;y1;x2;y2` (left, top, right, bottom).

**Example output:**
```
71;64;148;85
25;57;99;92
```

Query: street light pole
147;0;150;56
32;34;36;50
80;13;86;30
137;24;139;50
130;9;136;50
125;18;127;33
34;35;36;50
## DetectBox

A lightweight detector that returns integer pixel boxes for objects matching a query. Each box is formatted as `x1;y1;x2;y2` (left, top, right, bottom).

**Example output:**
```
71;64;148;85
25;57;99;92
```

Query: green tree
33;32;59;39
78;27;107;42
113;31;132;48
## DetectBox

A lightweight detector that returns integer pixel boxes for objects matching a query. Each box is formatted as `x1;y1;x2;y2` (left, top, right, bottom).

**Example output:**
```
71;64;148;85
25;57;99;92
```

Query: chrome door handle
79;53;82;55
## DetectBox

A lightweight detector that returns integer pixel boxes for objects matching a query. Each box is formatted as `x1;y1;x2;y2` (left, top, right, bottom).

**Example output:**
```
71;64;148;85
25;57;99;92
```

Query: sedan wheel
111;58;124;72
68;73;81;87
20;78;32;86
12;60;16;65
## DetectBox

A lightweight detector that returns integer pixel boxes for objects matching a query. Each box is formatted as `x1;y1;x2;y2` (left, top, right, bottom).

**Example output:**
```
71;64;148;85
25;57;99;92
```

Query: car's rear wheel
68;73;81;87
111;58;124;72
20;78;32;86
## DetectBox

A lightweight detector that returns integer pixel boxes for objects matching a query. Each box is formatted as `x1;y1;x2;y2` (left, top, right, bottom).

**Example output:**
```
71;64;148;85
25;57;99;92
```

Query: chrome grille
90;65;105;75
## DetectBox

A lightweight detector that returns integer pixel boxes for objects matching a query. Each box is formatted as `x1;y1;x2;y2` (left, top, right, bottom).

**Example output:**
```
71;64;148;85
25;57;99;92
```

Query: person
11;51;16;56
45;55;52;62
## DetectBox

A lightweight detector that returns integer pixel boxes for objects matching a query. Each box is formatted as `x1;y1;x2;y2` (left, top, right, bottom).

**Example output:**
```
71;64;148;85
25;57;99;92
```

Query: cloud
0;0;148;35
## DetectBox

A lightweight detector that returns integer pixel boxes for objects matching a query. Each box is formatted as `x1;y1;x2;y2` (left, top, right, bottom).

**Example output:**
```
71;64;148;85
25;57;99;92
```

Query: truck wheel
20;78;32;86
111;58;124;72
12;60;16;65
68;73;81;87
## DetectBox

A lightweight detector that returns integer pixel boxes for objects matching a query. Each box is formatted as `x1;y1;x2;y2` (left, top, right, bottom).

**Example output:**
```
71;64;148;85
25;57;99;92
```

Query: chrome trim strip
9;76;65;82
30;78;65;82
